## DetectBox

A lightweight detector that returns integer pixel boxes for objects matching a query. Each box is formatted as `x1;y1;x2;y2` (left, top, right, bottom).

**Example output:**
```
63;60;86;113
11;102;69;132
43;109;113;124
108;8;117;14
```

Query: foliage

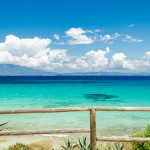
61;137;125;150
76;137;90;150
8;143;31;150
61;137;90;150
102;143;123;150
132;125;150;150
61;140;77;150
0;122;8;131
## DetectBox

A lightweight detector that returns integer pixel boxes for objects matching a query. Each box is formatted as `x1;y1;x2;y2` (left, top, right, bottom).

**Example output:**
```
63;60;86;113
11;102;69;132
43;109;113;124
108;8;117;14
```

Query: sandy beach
0;135;65;149
0;134;133;150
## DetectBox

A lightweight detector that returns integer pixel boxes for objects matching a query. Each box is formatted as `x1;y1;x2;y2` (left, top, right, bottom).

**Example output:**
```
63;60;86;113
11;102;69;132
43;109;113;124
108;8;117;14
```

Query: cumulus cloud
110;53;131;70
0;35;51;56
112;53;126;61
99;33;120;44
0;36;111;72
0;35;70;69
65;28;120;45
52;27;144;46
53;27;103;45
65;28;94;45
83;47;110;67
110;52;150;72
123;35;143;43
1;35;150;73
74;47;110;71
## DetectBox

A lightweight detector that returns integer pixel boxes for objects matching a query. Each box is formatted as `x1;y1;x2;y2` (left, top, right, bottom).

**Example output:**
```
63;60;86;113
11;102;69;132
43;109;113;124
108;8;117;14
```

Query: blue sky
0;0;150;73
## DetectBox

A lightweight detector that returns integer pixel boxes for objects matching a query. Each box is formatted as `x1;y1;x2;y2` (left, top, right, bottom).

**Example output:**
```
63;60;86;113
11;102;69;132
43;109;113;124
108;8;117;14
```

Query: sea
0;76;150;137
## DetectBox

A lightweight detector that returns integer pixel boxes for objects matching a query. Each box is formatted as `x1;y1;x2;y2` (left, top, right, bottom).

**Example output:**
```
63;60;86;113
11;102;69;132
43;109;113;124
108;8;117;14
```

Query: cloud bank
0;35;149;73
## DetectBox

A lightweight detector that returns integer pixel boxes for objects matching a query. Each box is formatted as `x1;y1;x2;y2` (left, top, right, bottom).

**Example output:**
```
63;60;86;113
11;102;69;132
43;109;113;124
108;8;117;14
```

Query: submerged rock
84;94;118;101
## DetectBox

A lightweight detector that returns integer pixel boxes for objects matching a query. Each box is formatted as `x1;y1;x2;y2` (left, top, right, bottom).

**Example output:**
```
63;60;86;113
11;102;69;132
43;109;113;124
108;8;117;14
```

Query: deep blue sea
0;76;150;136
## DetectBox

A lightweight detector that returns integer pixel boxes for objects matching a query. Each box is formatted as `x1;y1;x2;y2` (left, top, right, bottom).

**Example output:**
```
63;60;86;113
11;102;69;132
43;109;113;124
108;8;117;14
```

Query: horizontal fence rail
0;107;150;114
0;106;150;150
95;106;150;111
96;137;150;142
0;128;90;136
0;107;90;114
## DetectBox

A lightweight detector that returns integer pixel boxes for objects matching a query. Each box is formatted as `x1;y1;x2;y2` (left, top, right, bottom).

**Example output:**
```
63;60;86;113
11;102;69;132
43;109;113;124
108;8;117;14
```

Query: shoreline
0;135;65;149
0;134;134;149
0;133;89;149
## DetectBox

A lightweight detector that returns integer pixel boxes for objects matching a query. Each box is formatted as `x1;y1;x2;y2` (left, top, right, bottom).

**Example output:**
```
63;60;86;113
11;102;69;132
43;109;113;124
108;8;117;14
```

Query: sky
0;0;150;73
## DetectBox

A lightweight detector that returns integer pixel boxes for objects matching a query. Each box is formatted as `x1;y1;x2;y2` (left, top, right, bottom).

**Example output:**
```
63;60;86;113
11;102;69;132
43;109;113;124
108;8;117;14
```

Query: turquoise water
0;76;150;136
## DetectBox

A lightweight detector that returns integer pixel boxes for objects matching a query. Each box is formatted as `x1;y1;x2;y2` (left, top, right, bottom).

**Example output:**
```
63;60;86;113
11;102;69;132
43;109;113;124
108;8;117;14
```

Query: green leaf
0;121;9;127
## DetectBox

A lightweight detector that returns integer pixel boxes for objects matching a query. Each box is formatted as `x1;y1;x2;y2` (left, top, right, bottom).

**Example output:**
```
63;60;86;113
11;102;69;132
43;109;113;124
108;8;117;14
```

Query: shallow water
0;76;150;136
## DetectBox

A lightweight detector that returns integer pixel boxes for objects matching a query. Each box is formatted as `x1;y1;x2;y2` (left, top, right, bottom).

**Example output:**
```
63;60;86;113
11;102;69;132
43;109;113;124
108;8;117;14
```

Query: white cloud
53;41;65;45
99;33;120;44
78;47;110;70
94;29;102;33
0;51;18;64
0;35;51;57
0;35;70;69
128;24;135;28
61;47;110;72
110;53;128;69
112;53;126;62
65;28;94;45
110;52;150;72
123;35;143;43
146;51;150;59
1;35;150;74
85;30;94;34
86;29;103;33
52;28;144;46
52;27;103;45
53;34;60;40
0;37;111;72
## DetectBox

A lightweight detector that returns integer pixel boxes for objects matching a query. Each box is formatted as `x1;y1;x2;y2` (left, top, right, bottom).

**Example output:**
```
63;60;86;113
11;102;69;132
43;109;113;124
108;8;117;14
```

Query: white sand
0;135;64;149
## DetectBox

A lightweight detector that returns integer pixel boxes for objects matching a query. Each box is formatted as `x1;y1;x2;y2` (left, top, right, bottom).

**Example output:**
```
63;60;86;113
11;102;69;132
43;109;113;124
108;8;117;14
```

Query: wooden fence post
90;107;96;150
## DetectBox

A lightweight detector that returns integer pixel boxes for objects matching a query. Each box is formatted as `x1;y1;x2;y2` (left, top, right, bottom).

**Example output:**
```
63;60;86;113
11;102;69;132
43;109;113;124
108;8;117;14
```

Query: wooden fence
0;106;150;150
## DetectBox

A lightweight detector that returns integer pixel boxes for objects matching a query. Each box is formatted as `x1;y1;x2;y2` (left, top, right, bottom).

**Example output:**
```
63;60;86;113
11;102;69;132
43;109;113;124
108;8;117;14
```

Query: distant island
0;64;149;76
0;64;57;76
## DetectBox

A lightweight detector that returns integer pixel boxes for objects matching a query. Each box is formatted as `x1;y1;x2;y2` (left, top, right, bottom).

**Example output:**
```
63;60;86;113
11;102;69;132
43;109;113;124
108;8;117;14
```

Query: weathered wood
0;128;90;136
0;107;91;114
90;108;96;150
96;137;150;142
94;106;150;112
0;107;150;114
0;106;150;146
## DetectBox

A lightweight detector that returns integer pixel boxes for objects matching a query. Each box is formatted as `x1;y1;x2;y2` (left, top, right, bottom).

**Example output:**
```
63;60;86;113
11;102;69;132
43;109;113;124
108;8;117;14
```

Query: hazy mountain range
0;64;149;76
0;64;57;76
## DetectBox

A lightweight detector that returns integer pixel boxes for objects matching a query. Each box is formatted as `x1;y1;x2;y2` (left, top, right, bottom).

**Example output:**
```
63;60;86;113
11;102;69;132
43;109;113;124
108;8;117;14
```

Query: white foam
40;134;68;138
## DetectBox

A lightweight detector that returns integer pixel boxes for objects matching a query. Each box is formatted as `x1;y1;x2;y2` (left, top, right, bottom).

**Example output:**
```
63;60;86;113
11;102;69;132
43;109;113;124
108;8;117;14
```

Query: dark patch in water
85;94;118;101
